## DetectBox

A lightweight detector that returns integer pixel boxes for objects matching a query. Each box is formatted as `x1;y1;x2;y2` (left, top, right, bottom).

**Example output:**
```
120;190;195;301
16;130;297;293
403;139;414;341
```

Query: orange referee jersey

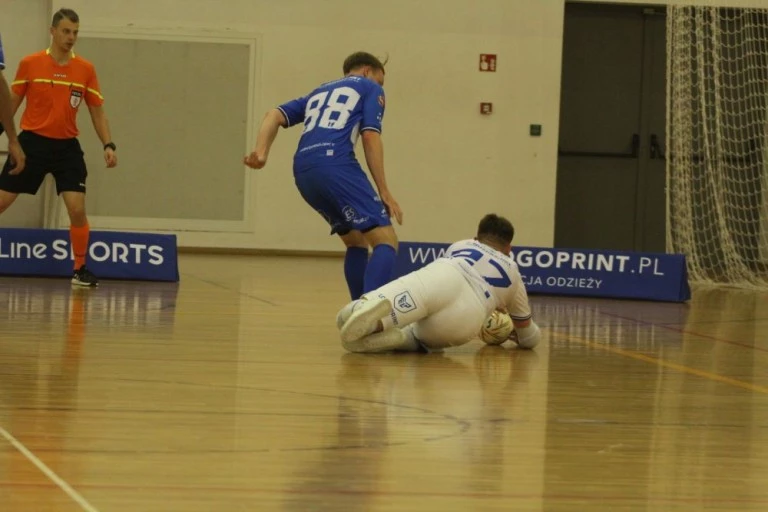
11;49;104;140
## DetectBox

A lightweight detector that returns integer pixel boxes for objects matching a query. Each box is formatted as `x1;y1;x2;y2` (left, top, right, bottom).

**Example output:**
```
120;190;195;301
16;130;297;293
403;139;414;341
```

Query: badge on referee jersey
70;89;83;108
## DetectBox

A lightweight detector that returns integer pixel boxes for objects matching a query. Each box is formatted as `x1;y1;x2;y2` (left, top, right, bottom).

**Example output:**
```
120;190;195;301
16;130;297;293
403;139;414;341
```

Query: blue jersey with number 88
277;75;385;173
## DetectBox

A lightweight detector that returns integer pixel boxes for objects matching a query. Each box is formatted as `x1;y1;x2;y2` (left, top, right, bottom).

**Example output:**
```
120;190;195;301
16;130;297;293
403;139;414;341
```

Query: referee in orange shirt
0;8;117;287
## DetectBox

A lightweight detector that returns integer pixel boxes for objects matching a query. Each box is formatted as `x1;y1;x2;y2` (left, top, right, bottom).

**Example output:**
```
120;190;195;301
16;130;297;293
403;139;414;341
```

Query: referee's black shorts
0;130;88;195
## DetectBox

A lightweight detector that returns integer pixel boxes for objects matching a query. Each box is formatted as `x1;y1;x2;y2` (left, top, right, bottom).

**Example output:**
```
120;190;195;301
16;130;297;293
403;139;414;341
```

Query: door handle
558;134;639;159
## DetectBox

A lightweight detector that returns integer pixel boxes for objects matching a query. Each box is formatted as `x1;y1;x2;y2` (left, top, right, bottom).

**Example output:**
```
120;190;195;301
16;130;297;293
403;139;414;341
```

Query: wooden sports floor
1;254;767;511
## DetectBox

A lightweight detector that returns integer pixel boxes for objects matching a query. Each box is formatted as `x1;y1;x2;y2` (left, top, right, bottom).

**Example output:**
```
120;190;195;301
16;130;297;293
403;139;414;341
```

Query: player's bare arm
244;109;286;169
0;73;18;136
87;104;117;168
9;90;23;117
0;76;24;174
361;129;402;225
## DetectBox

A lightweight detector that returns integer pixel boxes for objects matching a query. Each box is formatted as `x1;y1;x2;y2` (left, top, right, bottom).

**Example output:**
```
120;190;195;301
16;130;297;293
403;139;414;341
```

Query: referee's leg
60;190;98;287
56;138;98;287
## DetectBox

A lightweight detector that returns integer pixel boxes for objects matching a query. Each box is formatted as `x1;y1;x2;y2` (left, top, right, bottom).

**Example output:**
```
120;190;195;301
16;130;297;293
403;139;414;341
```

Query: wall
5;0;765;250
48;0;566;251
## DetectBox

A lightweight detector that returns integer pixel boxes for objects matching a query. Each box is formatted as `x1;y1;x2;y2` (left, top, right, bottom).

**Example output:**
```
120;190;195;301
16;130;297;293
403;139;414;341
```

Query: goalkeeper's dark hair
477;214;515;245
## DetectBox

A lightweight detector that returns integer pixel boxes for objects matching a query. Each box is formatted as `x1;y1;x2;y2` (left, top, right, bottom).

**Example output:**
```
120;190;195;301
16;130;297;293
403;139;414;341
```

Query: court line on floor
0;426;100;512
549;330;768;395
184;274;278;306
600;311;768;353
2;481;768;505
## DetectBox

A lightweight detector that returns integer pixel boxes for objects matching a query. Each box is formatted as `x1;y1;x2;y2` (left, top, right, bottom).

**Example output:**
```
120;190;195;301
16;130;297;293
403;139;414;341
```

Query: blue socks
363;244;397;293
344;247;369;300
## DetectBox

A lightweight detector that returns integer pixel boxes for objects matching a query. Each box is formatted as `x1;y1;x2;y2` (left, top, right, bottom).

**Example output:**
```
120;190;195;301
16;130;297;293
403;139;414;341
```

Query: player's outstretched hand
381;192;403;225
244;151;267;169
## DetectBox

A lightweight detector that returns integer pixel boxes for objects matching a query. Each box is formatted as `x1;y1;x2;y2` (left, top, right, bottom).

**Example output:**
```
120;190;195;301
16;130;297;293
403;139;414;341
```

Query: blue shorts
294;165;391;235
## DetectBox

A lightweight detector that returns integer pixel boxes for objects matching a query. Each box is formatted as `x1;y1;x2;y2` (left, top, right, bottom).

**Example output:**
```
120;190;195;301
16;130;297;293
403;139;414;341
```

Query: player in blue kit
245;52;402;300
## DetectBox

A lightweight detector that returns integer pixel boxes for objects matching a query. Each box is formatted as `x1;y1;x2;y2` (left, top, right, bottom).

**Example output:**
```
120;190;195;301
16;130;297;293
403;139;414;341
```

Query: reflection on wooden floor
1;254;767;511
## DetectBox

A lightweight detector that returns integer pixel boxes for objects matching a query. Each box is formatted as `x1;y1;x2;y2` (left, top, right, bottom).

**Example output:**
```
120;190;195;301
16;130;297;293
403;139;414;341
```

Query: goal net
667;5;768;287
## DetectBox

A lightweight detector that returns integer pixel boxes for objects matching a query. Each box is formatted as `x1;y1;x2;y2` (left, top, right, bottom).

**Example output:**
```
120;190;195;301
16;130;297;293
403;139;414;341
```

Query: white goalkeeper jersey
443;239;532;322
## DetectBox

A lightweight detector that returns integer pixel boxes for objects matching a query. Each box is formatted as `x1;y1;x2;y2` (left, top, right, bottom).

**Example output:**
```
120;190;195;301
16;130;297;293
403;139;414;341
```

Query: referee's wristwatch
104;142;117;151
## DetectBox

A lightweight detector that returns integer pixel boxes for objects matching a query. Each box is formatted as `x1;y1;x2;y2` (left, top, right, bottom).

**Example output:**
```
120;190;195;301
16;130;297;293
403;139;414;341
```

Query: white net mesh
666;6;768;287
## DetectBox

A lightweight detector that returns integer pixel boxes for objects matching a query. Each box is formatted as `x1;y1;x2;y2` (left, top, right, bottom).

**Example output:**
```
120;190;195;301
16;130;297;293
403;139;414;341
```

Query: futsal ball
480;310;514;345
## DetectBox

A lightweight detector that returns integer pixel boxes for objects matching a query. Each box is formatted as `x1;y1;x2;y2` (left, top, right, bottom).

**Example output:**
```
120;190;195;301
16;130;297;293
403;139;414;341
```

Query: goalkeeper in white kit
336;213;542;353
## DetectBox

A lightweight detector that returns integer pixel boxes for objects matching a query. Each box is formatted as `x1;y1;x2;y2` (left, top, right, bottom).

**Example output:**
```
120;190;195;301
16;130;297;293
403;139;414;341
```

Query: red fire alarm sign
480;102;493;115
479;54;497;72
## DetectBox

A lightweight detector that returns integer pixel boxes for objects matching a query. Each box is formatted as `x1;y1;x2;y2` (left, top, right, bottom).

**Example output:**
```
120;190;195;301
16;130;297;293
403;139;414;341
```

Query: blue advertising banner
394;242;690;302
0;228;179;282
